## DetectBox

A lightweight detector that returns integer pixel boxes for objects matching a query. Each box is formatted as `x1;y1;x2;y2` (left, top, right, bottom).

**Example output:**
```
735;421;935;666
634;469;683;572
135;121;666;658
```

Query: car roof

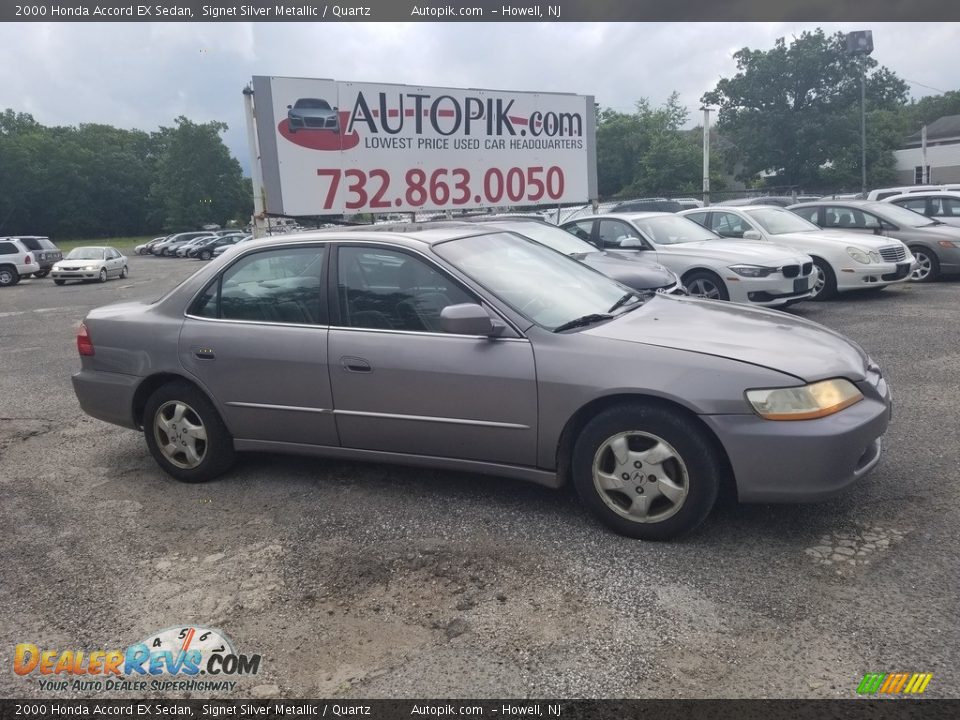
885;190;960;200
789;199;886;209
248;223;503;248
563;212;675;222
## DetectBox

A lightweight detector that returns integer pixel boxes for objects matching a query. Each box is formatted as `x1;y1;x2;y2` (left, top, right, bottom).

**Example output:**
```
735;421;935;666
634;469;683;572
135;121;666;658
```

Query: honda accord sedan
72;227;891;540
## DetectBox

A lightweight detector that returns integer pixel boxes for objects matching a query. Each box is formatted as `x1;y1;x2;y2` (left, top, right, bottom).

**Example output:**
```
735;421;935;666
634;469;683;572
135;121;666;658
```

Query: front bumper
703;372;891;503
728;273;815;307
52;268;102;280
835;260;914;290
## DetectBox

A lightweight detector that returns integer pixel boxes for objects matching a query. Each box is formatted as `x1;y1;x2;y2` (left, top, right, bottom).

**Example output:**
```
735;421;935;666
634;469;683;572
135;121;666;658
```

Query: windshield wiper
607;290;652;314
553;313;613;333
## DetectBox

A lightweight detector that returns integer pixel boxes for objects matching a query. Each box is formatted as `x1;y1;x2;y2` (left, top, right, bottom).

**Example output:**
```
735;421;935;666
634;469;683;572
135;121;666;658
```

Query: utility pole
845;31;873;196
700;106;713;206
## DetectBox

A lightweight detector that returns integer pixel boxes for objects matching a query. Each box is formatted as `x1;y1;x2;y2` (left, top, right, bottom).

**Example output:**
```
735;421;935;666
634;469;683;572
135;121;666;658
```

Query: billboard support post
243;84;269;239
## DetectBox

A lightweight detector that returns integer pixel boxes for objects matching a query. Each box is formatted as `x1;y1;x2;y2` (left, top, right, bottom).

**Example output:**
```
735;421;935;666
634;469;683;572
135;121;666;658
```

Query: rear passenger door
179;244;339;447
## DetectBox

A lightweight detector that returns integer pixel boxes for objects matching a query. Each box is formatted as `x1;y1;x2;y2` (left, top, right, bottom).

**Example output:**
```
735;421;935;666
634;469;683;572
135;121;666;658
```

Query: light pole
700;106;713;206
846;31;873;196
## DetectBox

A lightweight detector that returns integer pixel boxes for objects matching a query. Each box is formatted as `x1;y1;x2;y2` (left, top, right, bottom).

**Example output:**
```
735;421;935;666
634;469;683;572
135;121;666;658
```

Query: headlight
746;378;863;420
729;264;776;277
846;247;872;264
868;251;881;263
83;265;98;271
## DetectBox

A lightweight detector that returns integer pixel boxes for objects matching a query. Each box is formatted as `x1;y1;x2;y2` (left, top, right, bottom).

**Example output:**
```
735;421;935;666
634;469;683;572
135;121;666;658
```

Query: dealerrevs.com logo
14;626;261;693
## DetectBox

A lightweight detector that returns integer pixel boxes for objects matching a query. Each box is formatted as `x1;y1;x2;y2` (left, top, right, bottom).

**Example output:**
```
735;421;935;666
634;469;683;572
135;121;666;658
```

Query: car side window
565;221;594;242
711;212;751;238
597;220;642;249
337;247;475;333
896;197;928;213
191;246;325;325
0;241;17;256
942;197;960;217
792;207;820;224
684;211;709;228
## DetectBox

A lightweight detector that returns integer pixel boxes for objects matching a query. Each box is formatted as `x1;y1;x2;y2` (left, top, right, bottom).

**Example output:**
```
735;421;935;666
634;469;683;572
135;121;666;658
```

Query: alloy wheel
153;400;208;470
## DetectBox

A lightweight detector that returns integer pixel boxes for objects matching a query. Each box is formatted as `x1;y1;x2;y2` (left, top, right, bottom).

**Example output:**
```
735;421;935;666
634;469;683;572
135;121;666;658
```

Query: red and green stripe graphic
857;672;932;694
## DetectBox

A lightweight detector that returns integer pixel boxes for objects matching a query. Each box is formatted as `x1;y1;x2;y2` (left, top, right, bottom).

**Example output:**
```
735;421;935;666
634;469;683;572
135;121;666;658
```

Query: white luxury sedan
678;205;915;300
561;212;815;307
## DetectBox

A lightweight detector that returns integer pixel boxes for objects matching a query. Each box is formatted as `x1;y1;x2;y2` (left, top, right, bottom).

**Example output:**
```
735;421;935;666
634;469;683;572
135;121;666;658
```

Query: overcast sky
0;22;956;173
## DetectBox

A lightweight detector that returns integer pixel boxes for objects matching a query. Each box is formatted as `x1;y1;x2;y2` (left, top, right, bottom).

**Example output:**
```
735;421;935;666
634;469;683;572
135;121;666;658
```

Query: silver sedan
51;246;128;285
72;227;891;540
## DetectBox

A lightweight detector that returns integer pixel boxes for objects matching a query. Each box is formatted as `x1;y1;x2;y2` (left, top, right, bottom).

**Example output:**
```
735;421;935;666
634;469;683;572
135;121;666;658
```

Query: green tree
702;29;909;191
596;94;724;199
149;116;248;231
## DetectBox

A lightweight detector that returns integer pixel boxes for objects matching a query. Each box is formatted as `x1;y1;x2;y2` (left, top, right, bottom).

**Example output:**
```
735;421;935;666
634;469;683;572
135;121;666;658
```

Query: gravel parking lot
1;256;957;699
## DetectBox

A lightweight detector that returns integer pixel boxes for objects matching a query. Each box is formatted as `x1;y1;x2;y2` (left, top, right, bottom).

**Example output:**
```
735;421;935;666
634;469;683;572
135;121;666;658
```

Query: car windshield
66;247;104;260
434;231;634;331
745;208;821;234
871;203;938;227
295;98;331;110
494;221;595;255
629;215;717;245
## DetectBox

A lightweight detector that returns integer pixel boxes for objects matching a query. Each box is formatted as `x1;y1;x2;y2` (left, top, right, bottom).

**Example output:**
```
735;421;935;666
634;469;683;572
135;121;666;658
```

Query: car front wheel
572;404;721;540
120;265;128;279
809;257;837;300
143;381;236;483
33;269;50;278
200;250;212;261
683;271;729;301
98;268;108;283
909;246;940;282
54;279;66;285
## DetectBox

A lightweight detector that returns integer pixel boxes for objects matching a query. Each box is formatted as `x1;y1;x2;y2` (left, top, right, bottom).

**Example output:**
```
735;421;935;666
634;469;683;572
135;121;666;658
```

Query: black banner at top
2;0;960;22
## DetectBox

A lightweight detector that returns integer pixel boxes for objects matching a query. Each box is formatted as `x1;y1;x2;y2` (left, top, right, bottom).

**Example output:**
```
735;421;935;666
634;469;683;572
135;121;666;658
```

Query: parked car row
136;231;252;260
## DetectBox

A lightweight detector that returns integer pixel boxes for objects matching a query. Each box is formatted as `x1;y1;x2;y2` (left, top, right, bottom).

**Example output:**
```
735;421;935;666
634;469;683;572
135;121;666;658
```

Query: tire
54;279;66;286
0;265;20;287
571;403;722;540
98;268;108;283
200;250;212;261
120;265;128;279
683;270;729;301
809;257;837;301
33;269;50;278
909;246;940;283
143;381;236;483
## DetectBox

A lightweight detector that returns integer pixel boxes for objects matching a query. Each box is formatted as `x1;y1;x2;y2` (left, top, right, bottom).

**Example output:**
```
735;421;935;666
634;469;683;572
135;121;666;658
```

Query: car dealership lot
1;256;958;699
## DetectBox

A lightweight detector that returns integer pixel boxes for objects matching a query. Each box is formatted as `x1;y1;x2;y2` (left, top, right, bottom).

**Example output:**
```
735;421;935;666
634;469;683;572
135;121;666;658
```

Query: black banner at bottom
1;699;958;720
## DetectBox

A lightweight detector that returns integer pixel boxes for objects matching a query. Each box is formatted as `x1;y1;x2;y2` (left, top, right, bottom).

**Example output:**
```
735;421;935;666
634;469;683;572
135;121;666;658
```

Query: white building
894;114;960;185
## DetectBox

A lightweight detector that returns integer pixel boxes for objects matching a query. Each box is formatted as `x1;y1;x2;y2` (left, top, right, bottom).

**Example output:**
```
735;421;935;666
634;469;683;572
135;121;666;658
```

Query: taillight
25;254;33;264
77;323;95;356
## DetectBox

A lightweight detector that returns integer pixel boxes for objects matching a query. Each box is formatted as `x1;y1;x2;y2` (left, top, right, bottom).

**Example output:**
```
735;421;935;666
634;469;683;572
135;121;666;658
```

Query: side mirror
287;105;293;109
619;237;643;249
742;230;762;240
440;304;504;337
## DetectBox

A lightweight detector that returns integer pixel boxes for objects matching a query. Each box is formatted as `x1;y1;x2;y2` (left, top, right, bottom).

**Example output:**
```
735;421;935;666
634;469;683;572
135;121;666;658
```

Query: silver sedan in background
51;246;127;285
72;227;891;540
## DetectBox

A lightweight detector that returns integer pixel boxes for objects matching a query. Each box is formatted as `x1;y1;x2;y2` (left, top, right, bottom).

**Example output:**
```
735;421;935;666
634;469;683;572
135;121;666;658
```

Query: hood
773;229;906;249
578;251;677;288
584;294;869;382
658;239;806;264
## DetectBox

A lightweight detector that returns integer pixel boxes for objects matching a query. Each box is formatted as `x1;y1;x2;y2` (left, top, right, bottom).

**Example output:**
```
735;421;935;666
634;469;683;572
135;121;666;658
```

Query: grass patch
56;236;156;254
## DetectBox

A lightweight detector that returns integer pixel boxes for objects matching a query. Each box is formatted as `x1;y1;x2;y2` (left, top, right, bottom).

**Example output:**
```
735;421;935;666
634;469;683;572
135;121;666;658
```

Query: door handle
341;356;372;373
193;348;216;360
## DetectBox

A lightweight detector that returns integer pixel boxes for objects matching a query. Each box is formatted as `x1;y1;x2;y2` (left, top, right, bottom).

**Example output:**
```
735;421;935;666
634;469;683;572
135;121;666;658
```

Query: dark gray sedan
72;227;891;540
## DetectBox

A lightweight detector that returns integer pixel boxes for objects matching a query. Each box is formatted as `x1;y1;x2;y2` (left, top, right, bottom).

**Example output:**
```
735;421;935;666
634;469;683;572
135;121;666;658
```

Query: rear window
18;237;56;251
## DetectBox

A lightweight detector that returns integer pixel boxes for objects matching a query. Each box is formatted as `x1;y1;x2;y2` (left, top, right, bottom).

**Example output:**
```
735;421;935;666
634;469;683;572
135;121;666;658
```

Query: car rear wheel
200;250;212;261
809;257;837;300
0;265;20;287
571;404;721;540
909;246;939;282
143;381;236;483
120;265;128;279
98;268;108;283
54;279;66;286
683;271;729;301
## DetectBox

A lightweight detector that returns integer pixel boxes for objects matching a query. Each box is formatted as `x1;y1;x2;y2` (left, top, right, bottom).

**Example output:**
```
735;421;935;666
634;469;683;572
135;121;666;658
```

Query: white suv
0;237;40;287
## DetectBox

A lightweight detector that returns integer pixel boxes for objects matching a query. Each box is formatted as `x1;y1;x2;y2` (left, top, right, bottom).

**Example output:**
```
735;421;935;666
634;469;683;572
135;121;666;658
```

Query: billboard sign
251;76;597;216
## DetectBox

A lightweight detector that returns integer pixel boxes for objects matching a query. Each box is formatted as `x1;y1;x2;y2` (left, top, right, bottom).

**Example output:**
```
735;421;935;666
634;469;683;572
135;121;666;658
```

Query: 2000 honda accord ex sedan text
72;227;892;540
